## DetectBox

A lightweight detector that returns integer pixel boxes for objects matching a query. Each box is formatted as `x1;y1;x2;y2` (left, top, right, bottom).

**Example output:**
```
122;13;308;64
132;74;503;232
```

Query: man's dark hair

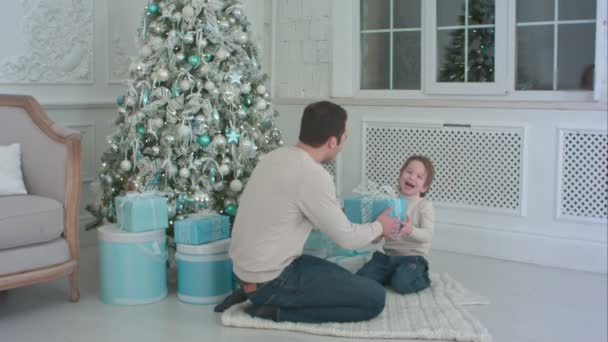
298;101;347;148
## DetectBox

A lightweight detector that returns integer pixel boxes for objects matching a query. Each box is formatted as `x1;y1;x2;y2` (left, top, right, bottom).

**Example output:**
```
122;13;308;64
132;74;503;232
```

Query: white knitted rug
221;273;491;341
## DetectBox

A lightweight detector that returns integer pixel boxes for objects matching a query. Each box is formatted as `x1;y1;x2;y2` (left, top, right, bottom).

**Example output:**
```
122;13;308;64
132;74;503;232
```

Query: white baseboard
433;222;607;274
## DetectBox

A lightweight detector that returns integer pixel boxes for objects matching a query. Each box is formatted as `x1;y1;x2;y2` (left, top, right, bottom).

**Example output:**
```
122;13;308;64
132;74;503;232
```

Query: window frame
331;0;607;102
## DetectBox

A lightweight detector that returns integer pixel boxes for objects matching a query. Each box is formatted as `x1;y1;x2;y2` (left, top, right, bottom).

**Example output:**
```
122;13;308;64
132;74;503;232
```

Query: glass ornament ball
179;167;191;179
256;85;266;95
204;81;216;91
120;160;132;172
225;203;238;216
229;179;243;192
182;5;195;18
179;79;192;91
219;163;231;176
235;31;248;44
213;181;225;192
158;68;170;81
236;108;247;119
241;83;251;94
212;135;227;149
188;55;200;68
216;48;230;61
197;134;211;147
146;3;160;15
255;99;267;110
141;45;153;57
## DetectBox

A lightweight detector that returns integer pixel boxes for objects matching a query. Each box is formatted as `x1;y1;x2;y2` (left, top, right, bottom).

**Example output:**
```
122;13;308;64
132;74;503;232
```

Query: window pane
437;0;465;27
516;0;554;23
557;24;596;90
559;0;596;20
361;0;390;30
394;32;421;89
468;0;495;25
516;26;554;90
394;0;421;28
361;33;390;89
438;29;465;82
468;28;495;82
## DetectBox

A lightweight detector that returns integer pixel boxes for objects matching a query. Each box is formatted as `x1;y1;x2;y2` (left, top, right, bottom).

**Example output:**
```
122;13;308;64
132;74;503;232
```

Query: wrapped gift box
343;196;406;223
115;193;169;232
174;214;230;245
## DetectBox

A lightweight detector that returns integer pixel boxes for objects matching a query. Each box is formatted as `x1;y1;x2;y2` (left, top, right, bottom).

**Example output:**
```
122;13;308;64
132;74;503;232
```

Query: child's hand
400;216;413;236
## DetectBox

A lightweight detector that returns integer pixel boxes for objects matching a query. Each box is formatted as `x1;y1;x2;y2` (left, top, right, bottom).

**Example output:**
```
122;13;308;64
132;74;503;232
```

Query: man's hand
377;207;406;240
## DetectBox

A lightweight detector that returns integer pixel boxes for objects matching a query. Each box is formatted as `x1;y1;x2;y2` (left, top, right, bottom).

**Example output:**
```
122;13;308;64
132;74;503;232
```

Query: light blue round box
98;225;168;305
176;239;232;305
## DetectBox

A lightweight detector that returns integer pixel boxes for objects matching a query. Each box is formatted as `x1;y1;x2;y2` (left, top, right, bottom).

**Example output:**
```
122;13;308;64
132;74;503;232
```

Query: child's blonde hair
399;155;435;197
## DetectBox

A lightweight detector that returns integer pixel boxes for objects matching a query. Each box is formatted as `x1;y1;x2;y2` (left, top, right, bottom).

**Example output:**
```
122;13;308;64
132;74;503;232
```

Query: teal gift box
174;215;230;245
115;193;169;232
343;195;406;223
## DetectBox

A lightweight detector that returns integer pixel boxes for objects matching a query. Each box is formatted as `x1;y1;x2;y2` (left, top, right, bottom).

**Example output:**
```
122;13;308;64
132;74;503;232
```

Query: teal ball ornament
225;203;238;216
136;124;146;135
116;96;124;107
188;55;201;67
203;53;214;63
146;3;159;15
197;134;211;147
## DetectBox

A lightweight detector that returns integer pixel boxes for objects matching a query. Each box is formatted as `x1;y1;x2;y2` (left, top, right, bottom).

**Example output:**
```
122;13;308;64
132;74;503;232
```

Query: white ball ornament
204;81;216;91
241;83;251;94
179;79;191;91
120;160;132;172
256;85;266;95
151;118;164;129
235;31;248;44
255;99;267;110
230;179;243;192
219;163;231;176
182;5;195;18
217;48;230;61
179;167;191;179
141;45;153;57
158;68;170;82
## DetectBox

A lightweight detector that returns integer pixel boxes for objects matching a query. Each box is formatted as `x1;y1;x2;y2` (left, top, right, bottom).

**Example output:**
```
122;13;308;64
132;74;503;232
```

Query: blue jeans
242;254;386;323
356;251;431;294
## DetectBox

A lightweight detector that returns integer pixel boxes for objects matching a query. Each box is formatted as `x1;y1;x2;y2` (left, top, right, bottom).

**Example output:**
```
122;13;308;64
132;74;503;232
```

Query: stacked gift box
173;213;233;305
98;192;169;305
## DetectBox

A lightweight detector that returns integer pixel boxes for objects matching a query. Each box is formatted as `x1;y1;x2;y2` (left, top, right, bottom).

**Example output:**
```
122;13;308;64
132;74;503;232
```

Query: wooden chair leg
69;270;80;302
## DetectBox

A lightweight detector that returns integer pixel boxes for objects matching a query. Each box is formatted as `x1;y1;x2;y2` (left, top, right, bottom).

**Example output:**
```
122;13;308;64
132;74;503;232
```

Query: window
336;0;607;100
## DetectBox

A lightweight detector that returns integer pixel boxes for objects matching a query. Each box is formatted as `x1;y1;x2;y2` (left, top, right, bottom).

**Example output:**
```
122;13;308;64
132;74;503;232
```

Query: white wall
1;0;606;273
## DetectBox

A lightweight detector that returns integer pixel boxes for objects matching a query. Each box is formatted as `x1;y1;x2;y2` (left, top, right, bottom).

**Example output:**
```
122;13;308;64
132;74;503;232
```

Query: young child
357;155;435;294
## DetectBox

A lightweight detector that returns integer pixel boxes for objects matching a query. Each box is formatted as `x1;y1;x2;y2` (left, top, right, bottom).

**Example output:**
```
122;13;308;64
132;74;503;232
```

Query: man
216;101;404;323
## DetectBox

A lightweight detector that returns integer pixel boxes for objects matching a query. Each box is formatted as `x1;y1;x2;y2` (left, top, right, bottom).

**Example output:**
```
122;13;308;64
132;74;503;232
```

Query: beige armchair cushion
0;195;64;250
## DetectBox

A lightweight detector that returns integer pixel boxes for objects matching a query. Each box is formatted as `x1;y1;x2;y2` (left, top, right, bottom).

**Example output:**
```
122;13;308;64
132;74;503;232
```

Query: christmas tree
87;0;281;231
438;0;495;82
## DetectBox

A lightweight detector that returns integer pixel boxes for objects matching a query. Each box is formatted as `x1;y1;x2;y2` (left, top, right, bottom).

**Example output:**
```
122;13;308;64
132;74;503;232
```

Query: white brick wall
274;0;331;98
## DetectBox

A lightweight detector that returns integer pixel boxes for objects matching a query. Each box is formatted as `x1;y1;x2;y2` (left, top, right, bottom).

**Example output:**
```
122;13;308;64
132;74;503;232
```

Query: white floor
0;247;606;342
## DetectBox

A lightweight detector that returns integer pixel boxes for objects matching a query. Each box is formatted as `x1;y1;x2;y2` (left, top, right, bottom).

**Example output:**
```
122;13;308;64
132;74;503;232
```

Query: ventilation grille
364;122;525;213
558;129;608;221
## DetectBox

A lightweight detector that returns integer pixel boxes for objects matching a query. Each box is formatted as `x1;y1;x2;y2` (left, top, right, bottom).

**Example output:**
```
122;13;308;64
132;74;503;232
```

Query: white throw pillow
0;143;28;195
